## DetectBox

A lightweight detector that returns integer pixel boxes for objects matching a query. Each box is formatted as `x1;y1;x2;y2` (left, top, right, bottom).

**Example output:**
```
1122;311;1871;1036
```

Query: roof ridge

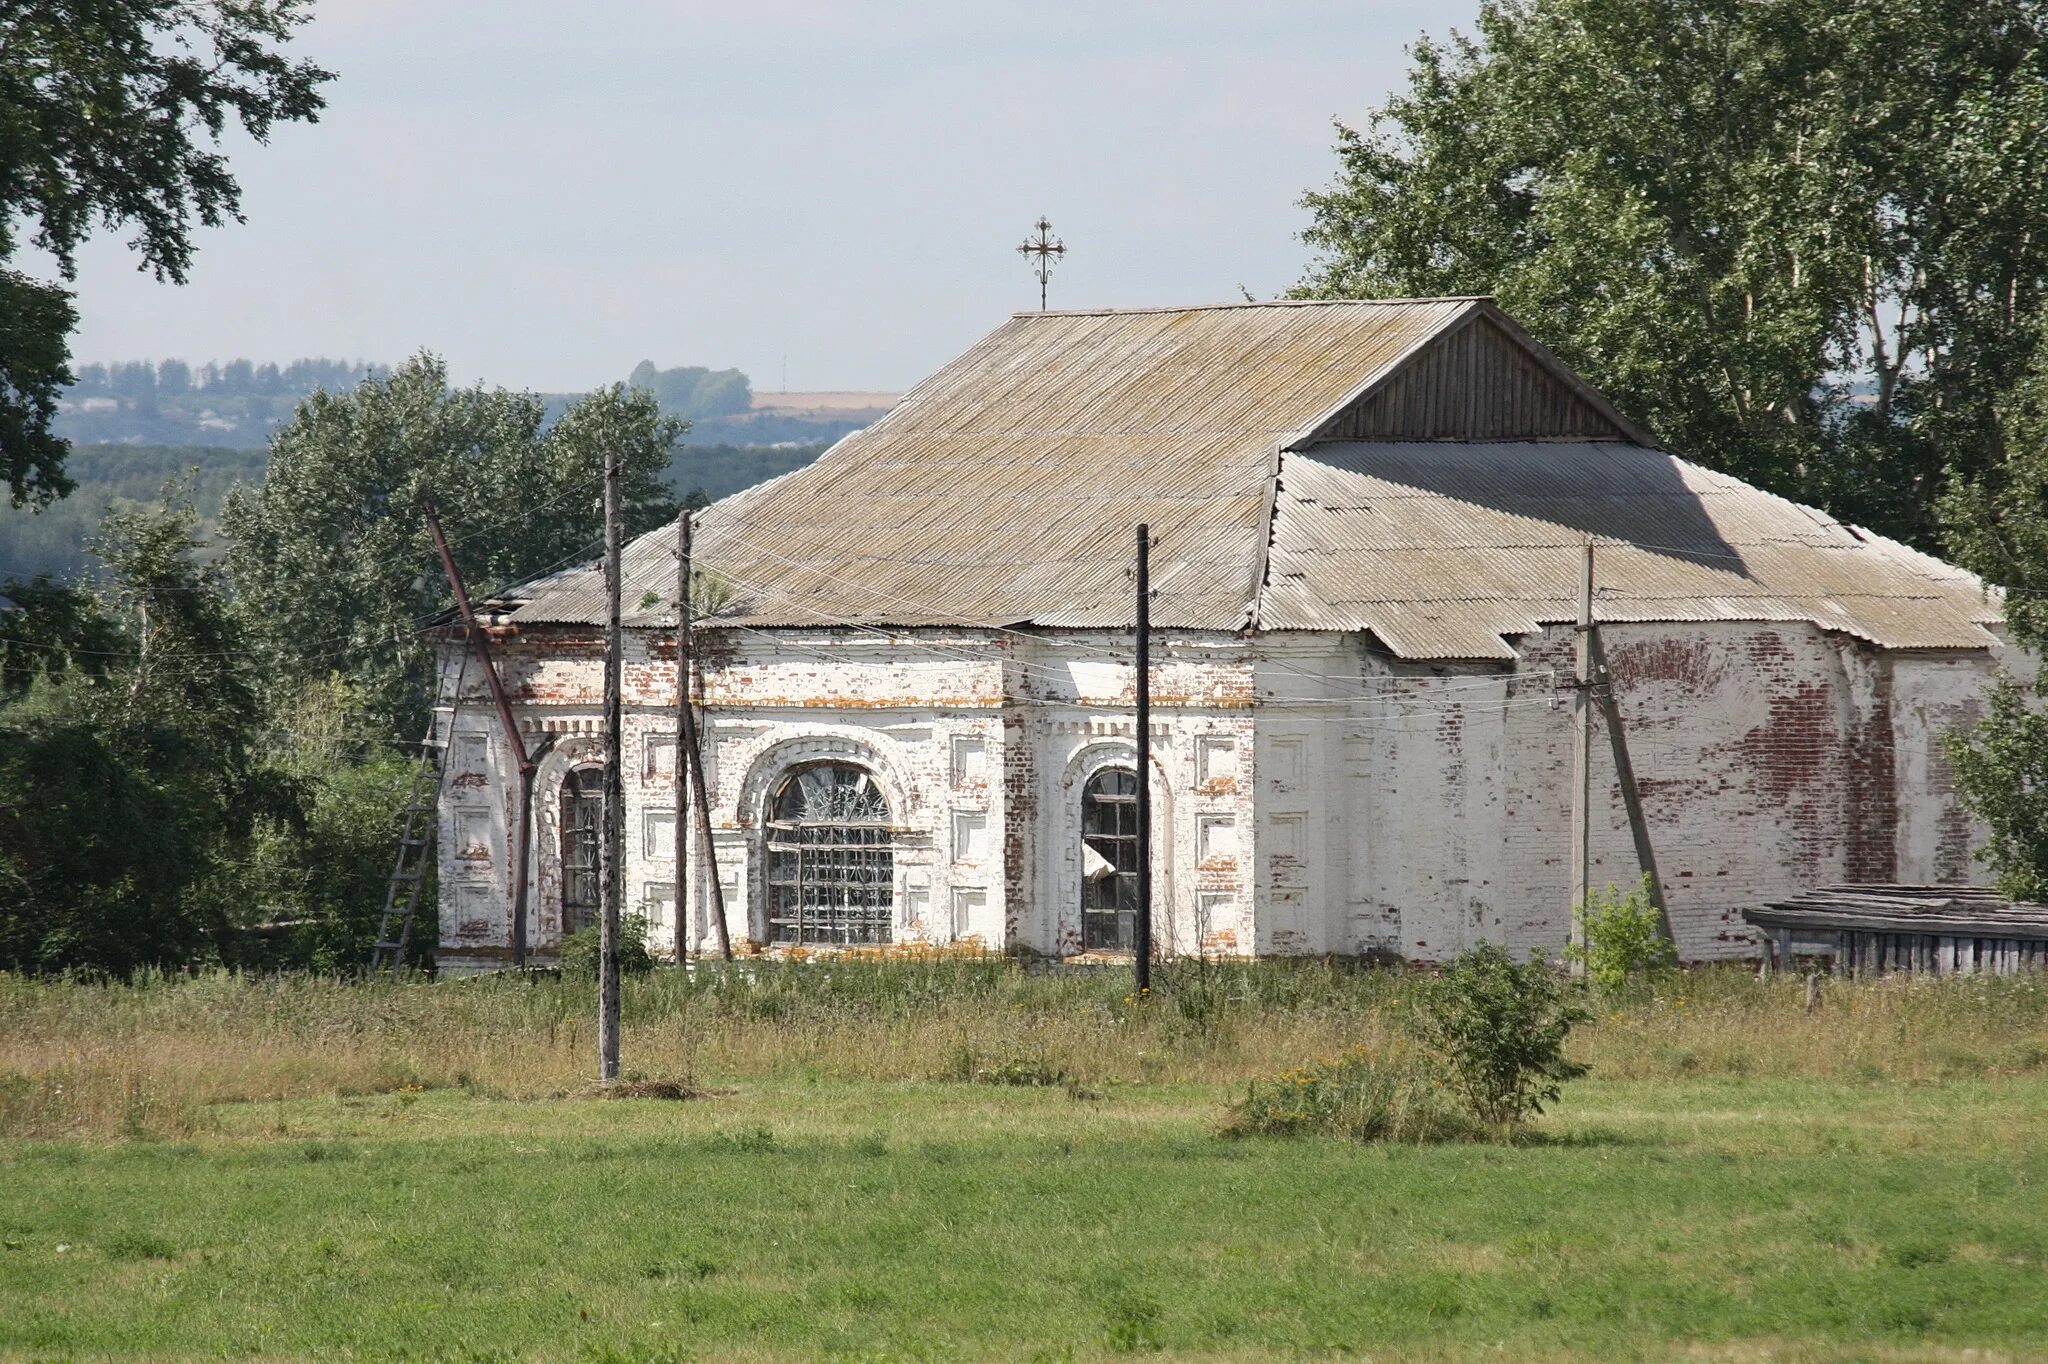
1014;296;1493;319
1245;440;1289;634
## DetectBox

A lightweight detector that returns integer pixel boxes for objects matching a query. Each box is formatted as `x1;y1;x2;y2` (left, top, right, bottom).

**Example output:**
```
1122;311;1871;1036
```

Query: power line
717;623;1569;732
709;561;1566;710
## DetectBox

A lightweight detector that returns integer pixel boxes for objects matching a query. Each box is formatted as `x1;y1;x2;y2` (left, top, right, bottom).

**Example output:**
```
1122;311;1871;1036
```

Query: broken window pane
765;762;896;946
1081;767;1139;952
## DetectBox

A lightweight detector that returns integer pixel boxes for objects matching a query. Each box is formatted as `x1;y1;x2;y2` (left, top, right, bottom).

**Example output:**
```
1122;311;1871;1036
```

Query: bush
559;913;655;977
1416;943;1589;1131
1564;878;1677;992
1224;1045;1479;1143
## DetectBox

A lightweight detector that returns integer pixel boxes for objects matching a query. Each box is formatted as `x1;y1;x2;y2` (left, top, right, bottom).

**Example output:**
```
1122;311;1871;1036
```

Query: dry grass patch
4;960;2048;1140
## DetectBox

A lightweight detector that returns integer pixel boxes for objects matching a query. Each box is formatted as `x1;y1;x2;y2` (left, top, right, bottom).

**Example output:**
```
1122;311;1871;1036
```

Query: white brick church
432;298;2005;970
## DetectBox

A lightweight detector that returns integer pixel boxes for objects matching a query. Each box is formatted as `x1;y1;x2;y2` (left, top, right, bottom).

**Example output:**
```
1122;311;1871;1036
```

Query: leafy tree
0;574;122;696
96;487;258;764
1297;0;2048;547
225;675;418;969
223;354;683;739
1939;316;2048;899
1942;317;2048;649
0;272;76;503
1416;942;1588;1131
627;361;753;419
0;678;208;972
108;361;156;401
0;491;285;972
1943;680;2048;901
0;0;331;506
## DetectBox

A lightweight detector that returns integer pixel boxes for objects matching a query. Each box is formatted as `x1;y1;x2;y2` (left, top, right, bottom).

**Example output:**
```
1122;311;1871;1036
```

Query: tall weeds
3;960;2046;1139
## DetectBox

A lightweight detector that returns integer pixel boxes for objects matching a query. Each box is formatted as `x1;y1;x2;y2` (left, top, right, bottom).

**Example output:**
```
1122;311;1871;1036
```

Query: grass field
5;961;2048;1361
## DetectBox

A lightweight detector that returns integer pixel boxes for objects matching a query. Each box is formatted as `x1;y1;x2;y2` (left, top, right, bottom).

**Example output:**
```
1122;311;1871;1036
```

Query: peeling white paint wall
433;619;1998;971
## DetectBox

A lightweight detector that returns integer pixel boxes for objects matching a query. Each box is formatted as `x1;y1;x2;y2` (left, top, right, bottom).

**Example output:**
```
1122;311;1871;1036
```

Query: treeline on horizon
68;356;386;401
68;356;754;411
50;356;867;450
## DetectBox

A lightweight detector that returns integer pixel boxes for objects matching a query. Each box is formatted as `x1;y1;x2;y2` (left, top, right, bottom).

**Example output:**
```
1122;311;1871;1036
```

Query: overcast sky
50;0;1478;393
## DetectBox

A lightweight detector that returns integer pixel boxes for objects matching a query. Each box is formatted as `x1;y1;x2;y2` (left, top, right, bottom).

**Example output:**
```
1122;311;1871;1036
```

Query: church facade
432;299;2006;971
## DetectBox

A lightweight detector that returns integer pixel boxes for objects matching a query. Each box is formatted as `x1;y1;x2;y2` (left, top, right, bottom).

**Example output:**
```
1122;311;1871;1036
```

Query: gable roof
499;298;2001;657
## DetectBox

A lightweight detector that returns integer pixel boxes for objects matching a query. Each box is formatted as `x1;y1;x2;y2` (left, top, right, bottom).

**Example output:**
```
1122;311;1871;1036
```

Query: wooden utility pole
673;509;691;967
1134;524;1152;992
1566;539;1676;959
1584;628;1676;943
423;491;535;969
598;452;623;1082
1569;539;1594;971
675;512;733;962
684;712;734;962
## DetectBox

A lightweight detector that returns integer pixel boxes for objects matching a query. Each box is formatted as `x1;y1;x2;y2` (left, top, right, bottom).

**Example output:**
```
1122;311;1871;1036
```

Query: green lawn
6;1076;2048;1361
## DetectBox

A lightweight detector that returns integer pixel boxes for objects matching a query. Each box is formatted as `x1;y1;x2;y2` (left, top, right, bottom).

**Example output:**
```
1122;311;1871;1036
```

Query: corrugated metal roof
1263;441;2000;655
507;299;1475;631
498;299;2002;659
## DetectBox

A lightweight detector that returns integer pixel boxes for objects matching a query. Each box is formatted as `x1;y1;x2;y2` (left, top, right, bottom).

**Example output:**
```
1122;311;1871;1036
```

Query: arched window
765;762;895;945
1081;767;1139;951
560;766;604;936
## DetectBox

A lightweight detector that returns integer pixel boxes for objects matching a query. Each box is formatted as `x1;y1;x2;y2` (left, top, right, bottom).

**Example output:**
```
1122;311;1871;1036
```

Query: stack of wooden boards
1744;884;2048;977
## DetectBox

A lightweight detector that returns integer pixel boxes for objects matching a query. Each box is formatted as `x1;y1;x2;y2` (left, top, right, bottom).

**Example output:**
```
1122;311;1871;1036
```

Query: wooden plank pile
1744;884;2048;978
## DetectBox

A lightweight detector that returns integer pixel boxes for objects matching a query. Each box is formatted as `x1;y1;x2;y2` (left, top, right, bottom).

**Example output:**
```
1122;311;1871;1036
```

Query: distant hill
752;391;900;413
684;391;898;446
1;440;835;585
53;357;898;449
0;445;267;581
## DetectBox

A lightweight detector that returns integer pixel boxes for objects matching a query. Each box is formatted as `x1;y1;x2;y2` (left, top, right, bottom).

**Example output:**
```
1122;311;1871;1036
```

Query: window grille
1081;767;1139;951
765;762;896;945
560;766;604;936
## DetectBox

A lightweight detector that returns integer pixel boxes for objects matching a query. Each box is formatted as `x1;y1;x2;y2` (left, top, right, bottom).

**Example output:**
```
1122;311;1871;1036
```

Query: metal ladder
370;647;470;972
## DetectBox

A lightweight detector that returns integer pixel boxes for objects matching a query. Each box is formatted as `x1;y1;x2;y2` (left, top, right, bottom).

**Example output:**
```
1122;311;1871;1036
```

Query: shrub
1224;1045;1479;1143
1564;878;1677;992
1415;943;1589;1131
559;913;655;977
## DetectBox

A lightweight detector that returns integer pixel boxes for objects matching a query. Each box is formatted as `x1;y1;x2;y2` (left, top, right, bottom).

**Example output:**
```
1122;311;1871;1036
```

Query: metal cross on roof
1016;216;1066;311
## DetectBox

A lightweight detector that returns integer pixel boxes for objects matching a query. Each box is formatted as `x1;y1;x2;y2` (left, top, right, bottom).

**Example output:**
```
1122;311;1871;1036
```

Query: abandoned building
430;298;2007;971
